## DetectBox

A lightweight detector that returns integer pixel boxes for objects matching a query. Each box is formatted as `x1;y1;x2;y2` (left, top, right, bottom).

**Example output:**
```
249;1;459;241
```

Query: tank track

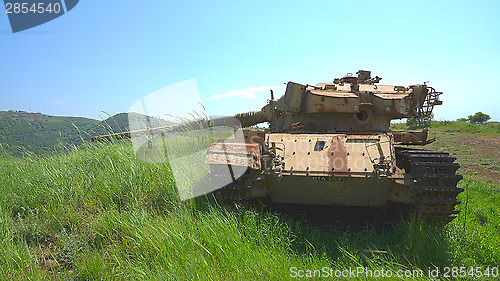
396;147;464;222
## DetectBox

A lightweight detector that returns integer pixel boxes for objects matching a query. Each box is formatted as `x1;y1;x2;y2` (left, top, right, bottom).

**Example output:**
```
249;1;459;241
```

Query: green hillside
0;111;131;157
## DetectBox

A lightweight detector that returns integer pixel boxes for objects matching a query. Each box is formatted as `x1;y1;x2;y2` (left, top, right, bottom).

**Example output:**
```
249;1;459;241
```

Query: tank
93;70;463;222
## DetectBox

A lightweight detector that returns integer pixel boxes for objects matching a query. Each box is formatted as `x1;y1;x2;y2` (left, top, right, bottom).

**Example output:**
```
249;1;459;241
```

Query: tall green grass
0;142;498;280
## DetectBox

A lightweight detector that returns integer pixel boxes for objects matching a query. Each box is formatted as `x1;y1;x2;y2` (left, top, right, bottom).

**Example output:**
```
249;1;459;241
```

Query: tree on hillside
406;113;434;129
467;112;491;124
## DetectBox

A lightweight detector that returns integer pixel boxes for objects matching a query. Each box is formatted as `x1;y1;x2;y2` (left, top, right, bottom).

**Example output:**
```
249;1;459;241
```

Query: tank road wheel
396;148;464;223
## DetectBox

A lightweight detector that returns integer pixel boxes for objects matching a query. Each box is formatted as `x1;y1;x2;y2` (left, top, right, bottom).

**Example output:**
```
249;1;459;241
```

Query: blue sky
1;0;499;121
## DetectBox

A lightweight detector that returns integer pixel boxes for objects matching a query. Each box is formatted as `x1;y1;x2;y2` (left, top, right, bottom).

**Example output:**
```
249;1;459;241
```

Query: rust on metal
391;130;435;145
373;93;408;100
309;91;358;98
205;140;261;168
242;129;266;145
208;142;260;155
328;136;348;173
288;122;303;131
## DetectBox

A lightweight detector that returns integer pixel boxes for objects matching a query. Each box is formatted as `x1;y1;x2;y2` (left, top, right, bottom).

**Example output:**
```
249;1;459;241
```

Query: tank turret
260;70;442;133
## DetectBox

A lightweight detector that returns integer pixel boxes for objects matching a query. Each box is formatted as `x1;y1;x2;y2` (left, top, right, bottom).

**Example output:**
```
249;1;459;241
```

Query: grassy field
0;123;499;280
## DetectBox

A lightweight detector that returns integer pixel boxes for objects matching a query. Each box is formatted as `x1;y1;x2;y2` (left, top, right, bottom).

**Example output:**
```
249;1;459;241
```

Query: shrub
406;113;434;129
467;112;491;124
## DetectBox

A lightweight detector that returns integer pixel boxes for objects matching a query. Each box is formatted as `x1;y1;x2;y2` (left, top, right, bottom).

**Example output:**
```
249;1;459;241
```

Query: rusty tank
94;70;463;222
203;70;462;222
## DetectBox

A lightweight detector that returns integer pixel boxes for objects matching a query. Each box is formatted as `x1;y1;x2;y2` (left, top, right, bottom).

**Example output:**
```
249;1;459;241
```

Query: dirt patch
460;135;500;148
458;135;500;185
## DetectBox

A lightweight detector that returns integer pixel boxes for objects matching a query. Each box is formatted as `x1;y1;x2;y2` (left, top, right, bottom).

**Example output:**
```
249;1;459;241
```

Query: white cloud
212;85;282;100
212;89;255;100
53;99;67;105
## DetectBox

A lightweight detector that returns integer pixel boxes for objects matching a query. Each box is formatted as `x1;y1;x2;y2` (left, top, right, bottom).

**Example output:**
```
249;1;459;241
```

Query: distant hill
0;111;131;156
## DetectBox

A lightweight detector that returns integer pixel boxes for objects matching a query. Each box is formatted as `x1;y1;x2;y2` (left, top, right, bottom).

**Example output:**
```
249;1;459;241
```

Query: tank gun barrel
91;111;267;142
